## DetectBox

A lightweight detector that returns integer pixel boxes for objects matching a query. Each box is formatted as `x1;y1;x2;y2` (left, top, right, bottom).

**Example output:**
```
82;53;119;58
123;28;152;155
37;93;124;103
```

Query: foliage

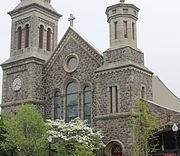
4;104;48;156
47;118;104;151
0;115;18;156
73;144;95;156
130;100;159;156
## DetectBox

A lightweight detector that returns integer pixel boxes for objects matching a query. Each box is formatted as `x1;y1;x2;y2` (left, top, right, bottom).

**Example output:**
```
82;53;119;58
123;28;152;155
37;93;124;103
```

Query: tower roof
9;0;60;17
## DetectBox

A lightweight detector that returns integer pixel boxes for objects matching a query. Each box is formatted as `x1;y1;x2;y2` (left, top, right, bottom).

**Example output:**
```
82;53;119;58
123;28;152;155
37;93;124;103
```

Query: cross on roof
120;0;125;3
68;14;75;27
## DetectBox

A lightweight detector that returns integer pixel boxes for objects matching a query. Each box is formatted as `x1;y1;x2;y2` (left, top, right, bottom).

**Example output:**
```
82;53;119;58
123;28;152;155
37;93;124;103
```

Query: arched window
46;28;51;51
66;82;78;122
111;145;122;156
83;86;92;124
25;24;29;48
17;26;22;50
54;91;61;120
39;25;44;49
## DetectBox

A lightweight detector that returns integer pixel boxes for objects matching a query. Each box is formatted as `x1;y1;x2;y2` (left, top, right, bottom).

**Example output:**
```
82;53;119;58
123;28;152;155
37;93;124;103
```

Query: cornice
95;63;153;77
1;99;44;108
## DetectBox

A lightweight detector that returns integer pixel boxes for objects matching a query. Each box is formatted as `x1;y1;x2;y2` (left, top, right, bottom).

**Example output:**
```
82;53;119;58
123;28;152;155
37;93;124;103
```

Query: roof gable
44;27;103;74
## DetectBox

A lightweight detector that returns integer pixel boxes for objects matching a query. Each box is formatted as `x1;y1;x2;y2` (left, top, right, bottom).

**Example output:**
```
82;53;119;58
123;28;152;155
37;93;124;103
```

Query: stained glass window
54;91;61;120
66;82;78;122
83;86;92;124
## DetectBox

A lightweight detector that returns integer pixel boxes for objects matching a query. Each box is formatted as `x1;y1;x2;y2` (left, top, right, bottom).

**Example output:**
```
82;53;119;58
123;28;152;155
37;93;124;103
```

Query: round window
64;54;79;72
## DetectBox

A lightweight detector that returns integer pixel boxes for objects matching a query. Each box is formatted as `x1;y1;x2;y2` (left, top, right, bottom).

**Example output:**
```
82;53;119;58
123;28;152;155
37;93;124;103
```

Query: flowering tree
47;118;104;152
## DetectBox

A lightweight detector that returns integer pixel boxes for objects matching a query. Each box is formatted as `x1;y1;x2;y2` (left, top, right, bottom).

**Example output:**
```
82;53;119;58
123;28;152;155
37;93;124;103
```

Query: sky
0;0;180;105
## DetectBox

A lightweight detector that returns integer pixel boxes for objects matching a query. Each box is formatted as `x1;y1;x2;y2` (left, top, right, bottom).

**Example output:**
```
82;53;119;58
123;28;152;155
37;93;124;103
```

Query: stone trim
1;99;44;108
96;65;153;77
8;3;61;18
1;57;45;70
95;112;131;120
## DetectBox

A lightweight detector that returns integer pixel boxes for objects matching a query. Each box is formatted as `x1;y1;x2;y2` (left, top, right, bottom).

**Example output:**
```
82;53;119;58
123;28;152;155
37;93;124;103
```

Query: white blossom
46;118;105;150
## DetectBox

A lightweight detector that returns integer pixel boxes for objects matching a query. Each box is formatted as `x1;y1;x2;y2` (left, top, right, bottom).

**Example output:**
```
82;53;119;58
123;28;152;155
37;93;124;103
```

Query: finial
120;0;125;3
68;14;75;27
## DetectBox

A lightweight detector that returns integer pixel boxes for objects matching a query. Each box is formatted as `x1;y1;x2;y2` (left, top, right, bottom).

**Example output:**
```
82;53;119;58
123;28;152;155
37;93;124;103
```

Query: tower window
46;28;51;51
39;25;44;49
109;86;118;113
17;27;22;50
110;87;112;113
112;9;117;14
123;8;129;13
141;86;145;99
115;86;118;112
114;21;118;39
123;21;128;38
25;24;29;48
132;22;135;40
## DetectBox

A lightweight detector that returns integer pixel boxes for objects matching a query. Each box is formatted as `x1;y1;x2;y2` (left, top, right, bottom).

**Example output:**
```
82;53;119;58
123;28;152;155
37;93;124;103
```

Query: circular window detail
64;54;79;73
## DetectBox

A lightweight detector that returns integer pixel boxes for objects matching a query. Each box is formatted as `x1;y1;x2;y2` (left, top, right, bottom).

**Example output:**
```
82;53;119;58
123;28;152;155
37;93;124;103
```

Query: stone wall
44;37;102;120
103;47;144;65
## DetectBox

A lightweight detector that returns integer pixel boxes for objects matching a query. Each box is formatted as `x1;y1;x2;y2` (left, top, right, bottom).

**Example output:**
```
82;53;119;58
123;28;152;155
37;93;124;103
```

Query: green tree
73;145;95;156
130;100;159;156
5;104;48;156
0;115;17;156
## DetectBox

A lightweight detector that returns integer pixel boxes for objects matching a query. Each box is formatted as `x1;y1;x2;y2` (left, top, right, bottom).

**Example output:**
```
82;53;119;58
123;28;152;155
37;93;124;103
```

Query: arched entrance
111;145;122;156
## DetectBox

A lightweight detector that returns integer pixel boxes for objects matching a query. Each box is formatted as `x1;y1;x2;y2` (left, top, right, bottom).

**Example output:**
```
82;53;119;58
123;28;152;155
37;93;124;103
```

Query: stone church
1;0;180;155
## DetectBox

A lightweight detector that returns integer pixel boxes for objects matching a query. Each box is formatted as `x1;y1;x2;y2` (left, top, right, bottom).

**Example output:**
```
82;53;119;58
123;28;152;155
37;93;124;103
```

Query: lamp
48;136;52;156
172;123;179;156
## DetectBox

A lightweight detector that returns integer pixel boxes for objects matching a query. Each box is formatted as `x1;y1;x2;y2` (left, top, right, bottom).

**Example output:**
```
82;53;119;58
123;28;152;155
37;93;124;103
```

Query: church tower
106;0;139;50
8;0;61;60
1;0;61;115
95;1;153;155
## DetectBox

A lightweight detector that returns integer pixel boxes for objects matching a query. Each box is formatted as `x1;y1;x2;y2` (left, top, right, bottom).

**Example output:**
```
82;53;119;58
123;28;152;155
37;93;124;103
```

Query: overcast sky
0;0;180;104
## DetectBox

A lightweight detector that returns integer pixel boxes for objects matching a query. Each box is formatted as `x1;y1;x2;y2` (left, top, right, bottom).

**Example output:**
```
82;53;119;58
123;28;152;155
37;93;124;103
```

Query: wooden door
111;145;122;156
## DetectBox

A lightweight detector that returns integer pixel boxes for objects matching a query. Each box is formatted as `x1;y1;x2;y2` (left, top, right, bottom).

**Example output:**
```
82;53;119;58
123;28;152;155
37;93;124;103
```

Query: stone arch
105;140;125;156
63;78;81;94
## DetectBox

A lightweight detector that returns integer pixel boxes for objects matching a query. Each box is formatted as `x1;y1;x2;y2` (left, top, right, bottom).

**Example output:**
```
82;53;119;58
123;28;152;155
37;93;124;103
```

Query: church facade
1;0;180;156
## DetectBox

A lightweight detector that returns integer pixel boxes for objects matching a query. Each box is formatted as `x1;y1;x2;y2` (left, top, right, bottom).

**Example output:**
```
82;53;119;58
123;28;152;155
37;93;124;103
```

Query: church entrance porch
150;129;180;156
104;140;124;156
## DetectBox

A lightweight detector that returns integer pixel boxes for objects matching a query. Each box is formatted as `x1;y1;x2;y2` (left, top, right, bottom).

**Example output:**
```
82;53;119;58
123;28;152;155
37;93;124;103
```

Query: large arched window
54;91;61;120
83;86;92;124
66;82;78;122
46;28;51;51
25;24;29;48
17;26;22;50
39;25;44;49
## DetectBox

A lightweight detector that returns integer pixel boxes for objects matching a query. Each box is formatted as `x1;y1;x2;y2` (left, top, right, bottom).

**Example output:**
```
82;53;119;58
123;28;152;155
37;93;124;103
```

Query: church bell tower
8;0;61;60
106;0;139;50
1;0;61;115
